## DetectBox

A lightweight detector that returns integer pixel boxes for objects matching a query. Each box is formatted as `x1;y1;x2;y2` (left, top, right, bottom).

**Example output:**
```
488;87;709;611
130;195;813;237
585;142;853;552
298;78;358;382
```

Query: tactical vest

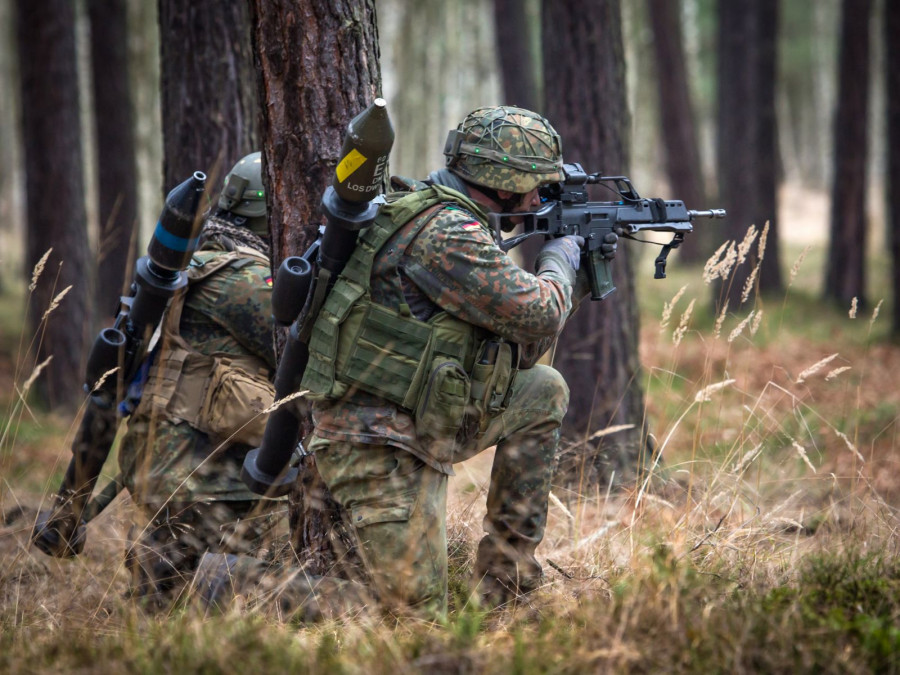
301;185;518;438
135;246;275;446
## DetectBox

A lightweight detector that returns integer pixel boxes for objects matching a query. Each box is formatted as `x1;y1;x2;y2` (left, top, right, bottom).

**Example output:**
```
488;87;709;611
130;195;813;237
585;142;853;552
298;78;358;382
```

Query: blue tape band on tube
153;222;200;252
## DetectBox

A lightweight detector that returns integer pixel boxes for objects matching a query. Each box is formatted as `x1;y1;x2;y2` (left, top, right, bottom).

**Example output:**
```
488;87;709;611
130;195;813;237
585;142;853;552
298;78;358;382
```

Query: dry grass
2;230;900;673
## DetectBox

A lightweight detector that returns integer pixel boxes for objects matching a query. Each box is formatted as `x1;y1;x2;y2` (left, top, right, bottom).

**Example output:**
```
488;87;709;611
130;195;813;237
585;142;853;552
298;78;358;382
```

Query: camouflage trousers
310;364;569;617
125;498;281;607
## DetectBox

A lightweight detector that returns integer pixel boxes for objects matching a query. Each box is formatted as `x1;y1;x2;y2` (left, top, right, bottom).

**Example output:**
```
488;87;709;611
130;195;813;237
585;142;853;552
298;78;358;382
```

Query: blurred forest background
2;3;900;671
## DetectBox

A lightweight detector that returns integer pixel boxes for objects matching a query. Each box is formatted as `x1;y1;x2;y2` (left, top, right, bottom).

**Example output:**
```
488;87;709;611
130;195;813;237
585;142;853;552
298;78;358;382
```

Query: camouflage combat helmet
444;106;563;193
218;152;266;218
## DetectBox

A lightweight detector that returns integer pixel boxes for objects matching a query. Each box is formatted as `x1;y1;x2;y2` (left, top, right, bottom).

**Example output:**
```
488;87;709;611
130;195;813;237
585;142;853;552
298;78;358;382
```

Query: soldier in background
118;152;282;606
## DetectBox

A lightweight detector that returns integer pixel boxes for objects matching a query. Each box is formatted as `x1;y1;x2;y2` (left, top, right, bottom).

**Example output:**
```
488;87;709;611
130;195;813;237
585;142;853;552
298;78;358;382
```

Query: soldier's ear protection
221;174;265;212
443;129;465;165
220;173;250;211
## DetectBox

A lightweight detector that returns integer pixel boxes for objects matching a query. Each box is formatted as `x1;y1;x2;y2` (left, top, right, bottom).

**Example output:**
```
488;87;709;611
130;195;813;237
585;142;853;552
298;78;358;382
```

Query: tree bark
542;0;649;489
158;0;259;192
249;0;381;575
715;0;783;309
16;0;92;411
887;0;900;336
88;0;139;319
824;0;871;309
647;0;708;262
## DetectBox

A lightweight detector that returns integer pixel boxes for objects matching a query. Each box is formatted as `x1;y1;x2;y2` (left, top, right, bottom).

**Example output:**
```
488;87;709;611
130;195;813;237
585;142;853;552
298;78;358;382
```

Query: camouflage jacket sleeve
517;266;592;368
181;258;276;370
400;205;575;344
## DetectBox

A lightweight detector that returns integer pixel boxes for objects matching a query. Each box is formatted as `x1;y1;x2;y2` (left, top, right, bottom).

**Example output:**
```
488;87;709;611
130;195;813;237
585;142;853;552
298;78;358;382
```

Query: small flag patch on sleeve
265;276;274;287
461;222;481;231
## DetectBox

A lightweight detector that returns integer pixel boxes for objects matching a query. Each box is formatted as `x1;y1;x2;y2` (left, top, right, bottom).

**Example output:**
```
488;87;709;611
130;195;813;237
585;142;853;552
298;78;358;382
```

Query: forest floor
1;211;899;673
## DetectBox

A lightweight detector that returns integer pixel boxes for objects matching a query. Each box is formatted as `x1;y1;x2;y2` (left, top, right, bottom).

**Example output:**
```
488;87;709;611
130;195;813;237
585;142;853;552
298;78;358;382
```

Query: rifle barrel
688;209;726;219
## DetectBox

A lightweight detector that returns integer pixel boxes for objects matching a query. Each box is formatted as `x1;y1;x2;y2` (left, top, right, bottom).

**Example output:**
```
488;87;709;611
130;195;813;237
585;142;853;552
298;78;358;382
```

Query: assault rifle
490;162;726;299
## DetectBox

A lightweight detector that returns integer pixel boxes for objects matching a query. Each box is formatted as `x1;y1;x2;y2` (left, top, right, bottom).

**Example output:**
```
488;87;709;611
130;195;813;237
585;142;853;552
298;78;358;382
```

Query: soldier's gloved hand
32;503;86;558
540;235;584;270
600;232;618;260
535;235;584;286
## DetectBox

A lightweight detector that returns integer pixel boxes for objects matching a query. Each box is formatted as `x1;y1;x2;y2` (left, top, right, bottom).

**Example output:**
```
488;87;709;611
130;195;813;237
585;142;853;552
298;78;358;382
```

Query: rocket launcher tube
33;172;208;557
241;99;394;496
148;171;208;271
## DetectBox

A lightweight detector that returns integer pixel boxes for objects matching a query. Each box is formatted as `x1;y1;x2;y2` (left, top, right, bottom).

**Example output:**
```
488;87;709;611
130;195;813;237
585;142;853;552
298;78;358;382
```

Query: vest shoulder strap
338;188;450;291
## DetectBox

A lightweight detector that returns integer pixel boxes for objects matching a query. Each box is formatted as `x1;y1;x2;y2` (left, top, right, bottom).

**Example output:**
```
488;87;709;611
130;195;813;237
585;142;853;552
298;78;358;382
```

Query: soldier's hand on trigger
600;232;618;260
540;235;584;271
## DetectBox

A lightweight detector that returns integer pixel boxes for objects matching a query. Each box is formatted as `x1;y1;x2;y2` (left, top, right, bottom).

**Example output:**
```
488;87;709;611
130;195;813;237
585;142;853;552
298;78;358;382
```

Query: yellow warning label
335;148;368;184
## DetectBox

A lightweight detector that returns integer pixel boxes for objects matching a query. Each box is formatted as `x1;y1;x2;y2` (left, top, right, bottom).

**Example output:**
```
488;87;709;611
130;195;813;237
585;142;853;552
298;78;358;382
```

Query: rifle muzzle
687;209;726;219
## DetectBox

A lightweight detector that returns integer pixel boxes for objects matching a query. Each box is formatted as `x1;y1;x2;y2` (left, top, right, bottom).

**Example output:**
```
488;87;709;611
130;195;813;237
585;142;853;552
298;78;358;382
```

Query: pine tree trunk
493;0;543;268
715;0;783;310
824;0;871;309
16;1;92;411
493;0;539;112
647;0;708;262
543;0;649;489
158;0;259;192
887;0;900;337
88;0;139;318
249;0;381;575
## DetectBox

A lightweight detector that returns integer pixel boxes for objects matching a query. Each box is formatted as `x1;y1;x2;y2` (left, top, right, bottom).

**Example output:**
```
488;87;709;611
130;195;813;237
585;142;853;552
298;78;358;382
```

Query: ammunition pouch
469;340;517;420
415;357;471;463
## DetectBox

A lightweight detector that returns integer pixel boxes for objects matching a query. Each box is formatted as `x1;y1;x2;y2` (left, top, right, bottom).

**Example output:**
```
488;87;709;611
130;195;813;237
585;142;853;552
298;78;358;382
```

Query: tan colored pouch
200;360;275;446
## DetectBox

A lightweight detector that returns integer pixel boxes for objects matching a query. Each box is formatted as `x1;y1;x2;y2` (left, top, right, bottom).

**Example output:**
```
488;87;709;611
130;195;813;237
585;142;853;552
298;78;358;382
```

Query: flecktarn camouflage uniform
119;228;281;604
302;166;581;617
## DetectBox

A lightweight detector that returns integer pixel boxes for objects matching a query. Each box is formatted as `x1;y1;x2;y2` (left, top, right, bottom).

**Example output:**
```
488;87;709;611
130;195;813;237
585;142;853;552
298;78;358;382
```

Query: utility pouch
415;357;471;464
138;345;191;420
469;340;516;421
336;302;433;406
199;359;275;446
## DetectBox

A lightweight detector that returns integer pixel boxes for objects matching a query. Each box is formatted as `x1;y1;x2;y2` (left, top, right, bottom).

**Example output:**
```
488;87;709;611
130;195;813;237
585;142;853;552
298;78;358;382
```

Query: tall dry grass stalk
869;299;883;332
40;285;72;323
702;241;737;284
787;245;811;289
735;224;758;266
660;285;687;332
28;248;52;292
796;353;839;384
672;299;695;347
727;310;755;343
262;390;308;414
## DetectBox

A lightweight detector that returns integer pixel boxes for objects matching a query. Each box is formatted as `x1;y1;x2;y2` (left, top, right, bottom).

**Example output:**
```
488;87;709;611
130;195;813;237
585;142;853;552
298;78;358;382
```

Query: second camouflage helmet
444;106;563;193
218;152;266;218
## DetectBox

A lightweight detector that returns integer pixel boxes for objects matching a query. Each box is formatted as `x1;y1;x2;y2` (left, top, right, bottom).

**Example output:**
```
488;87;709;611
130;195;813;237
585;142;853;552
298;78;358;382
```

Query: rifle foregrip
587;250;616;300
